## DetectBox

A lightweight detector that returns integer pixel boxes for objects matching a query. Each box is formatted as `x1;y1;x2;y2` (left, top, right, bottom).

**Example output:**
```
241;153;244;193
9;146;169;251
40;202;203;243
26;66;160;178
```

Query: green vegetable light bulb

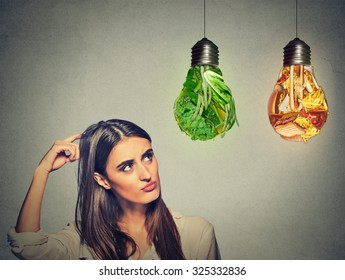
174;38;238;141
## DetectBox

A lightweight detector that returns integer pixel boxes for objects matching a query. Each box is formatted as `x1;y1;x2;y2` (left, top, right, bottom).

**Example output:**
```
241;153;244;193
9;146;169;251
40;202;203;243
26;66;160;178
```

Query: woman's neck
118;201;147;231
121;209;146;228
118;205;151;259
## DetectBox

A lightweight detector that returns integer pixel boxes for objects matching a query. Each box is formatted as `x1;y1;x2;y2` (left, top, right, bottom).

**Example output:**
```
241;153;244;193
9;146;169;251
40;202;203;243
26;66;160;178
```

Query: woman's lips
141;182;156;192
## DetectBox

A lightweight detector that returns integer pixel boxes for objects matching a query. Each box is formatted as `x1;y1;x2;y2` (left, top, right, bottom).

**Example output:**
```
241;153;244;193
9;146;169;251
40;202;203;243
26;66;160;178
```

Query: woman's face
102;136;161;208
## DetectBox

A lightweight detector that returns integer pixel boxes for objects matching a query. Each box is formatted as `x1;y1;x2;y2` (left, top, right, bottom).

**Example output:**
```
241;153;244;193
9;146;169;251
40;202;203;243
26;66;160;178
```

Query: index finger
63;133;82;143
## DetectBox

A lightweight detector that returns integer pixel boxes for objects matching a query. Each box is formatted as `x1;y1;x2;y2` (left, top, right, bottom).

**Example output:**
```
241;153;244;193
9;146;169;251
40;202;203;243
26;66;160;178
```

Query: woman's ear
93;172;111;190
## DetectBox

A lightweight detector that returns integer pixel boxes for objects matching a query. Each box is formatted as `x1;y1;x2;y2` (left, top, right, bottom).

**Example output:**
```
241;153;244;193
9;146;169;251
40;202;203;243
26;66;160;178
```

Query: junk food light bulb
174;38;238;141
268;37;329;142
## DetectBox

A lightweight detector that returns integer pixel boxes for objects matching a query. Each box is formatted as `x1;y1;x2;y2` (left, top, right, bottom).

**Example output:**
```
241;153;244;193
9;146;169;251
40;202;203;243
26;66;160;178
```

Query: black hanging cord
295;0;298;38
203;0;206;38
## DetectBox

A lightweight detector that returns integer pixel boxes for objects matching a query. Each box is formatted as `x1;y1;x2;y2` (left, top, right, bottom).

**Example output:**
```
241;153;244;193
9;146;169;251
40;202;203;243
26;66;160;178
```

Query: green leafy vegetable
174;65;238;141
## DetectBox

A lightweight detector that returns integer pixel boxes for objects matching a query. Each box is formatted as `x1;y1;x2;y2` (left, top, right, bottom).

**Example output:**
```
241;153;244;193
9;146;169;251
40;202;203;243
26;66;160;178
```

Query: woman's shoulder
169;209;220;260
170;209;214;232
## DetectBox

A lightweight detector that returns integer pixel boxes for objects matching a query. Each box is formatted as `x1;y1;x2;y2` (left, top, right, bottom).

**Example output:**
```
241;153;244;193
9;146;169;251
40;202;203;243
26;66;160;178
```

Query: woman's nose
138;163;151;182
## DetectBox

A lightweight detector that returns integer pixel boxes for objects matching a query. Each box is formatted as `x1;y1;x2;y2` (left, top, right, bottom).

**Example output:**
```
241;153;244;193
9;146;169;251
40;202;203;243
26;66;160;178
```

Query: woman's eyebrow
116;159;134;169
116;149;153;168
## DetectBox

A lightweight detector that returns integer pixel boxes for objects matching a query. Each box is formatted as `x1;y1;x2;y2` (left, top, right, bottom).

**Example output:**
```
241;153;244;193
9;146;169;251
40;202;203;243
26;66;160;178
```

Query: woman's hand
38;134;81;173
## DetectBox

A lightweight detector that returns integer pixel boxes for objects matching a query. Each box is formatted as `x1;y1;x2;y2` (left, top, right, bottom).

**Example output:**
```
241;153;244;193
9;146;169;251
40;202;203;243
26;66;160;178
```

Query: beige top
7;210;221;260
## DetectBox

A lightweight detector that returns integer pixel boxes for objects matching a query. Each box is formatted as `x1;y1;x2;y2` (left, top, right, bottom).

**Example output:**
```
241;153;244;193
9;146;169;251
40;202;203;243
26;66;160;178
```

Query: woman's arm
15;134;81;233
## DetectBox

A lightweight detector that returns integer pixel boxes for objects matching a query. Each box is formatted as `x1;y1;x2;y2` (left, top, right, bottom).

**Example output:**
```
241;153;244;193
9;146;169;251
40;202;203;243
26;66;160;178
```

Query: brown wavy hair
75;119;185;259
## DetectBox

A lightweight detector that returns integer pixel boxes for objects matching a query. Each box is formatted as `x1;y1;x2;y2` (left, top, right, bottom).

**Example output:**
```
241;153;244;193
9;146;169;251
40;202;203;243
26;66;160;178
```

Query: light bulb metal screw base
191;37;219;67
283;37;311;66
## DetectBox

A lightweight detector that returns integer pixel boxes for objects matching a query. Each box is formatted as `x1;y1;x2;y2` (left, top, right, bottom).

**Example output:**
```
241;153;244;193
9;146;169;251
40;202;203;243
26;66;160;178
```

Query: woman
8;119;220;260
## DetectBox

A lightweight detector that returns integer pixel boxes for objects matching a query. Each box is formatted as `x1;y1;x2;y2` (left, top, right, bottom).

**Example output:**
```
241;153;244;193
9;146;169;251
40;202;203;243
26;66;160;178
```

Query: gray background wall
1;0;345;260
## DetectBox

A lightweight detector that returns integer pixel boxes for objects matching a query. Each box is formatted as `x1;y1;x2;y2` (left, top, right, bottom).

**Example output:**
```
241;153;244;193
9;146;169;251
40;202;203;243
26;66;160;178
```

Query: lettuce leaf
174;92;218;140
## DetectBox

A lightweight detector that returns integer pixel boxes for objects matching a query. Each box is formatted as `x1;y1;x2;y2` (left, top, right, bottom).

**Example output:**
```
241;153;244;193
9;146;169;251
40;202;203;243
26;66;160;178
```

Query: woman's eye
144;152;153;161
121;163;133;172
